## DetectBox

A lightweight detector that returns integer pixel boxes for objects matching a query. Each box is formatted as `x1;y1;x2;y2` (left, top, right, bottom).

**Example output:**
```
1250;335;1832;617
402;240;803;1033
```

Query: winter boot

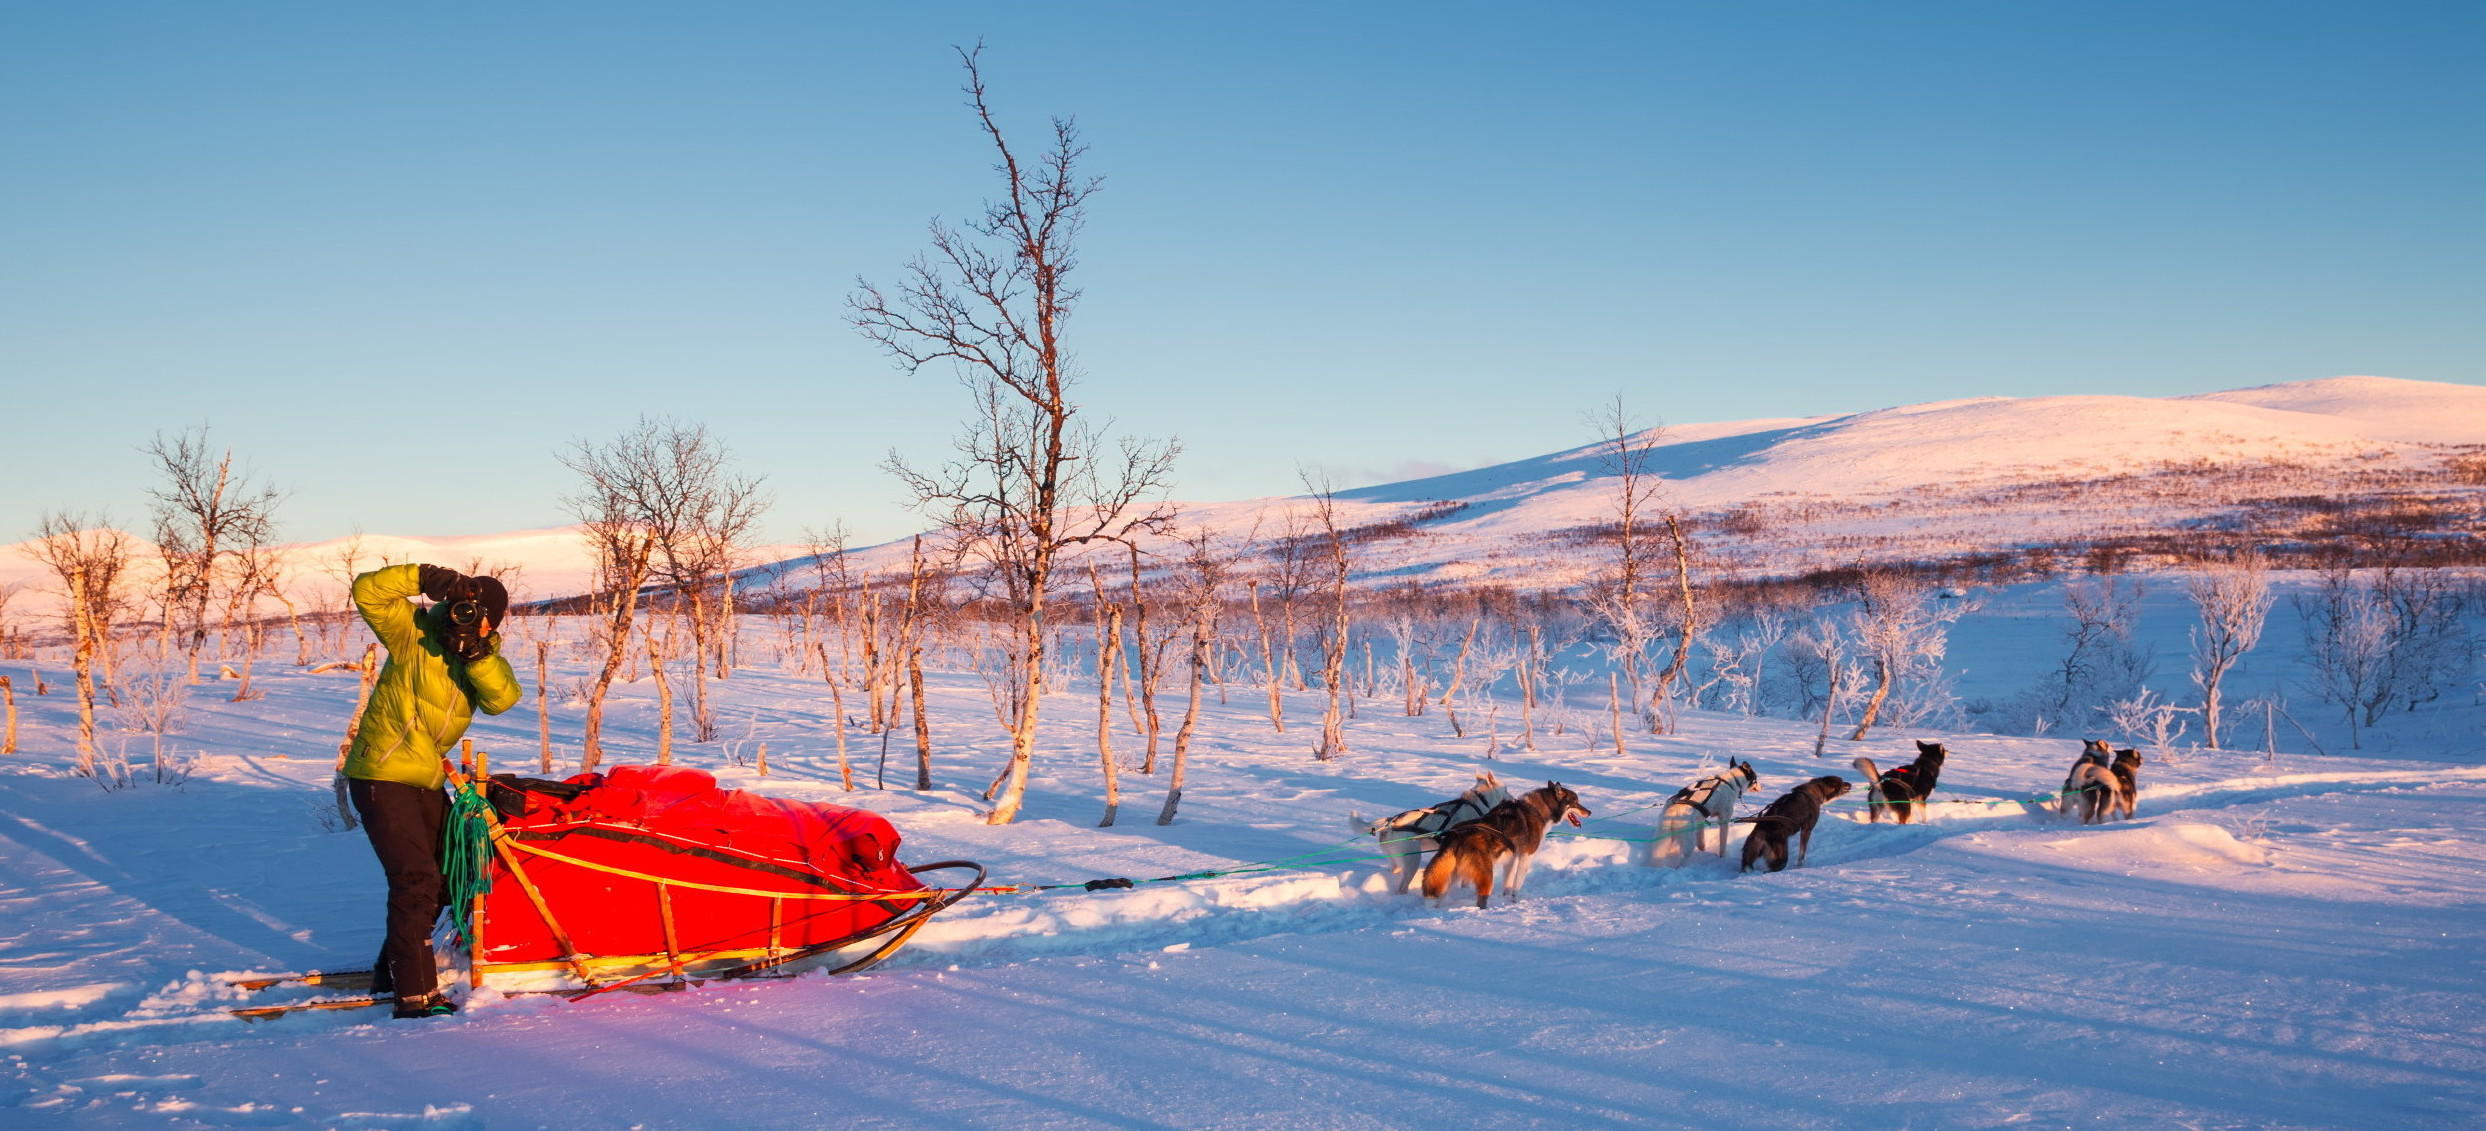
392;993;459;1020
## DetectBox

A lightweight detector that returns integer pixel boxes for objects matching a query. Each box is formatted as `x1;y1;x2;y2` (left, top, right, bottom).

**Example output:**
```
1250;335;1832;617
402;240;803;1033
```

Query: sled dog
1420;782;1591;909
1349;771;1509;892
2108;748;2143;820
1649;760;1760;866
2059;739;2114;820
1737;776;1852;873
2064;759;2121;824
1853;741;1949;824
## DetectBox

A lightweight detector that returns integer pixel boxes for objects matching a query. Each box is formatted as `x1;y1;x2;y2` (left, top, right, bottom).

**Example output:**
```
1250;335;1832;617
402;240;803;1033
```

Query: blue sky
3;1;2479;549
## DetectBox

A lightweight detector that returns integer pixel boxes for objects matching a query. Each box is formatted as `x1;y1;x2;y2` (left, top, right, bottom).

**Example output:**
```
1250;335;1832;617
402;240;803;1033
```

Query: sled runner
234;751;980;1018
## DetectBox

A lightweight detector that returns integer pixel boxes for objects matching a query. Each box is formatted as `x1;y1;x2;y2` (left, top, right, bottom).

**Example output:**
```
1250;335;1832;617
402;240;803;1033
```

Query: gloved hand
417;564;466;602
452;631;496;665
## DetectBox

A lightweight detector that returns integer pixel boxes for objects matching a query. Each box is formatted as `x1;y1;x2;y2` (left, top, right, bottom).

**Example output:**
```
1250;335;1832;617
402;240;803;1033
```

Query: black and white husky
1648;760;1760;867
1348;771;1509;893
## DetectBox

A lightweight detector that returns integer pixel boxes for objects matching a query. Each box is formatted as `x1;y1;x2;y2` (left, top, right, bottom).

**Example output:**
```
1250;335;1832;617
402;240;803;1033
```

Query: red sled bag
471;765;973;980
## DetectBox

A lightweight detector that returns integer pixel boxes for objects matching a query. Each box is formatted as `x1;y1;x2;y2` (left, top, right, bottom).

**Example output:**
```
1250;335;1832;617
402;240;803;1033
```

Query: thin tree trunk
535;639;553;773
861;598;885;732
817;642;855;790
687;590;716;744
905;537;934;790
1442;615;1480;735
1097;605;1123;826
1814;665;1843;757
985;573;1050;825
1159;610;1208;825
1649;514;1697;734
1608;672;1624;760
1127;545;1161;772
1515;658;1534;751
908;636;932;791
648;616;674;765
70;592;99;777
1848;656;1892;741
582;542;653;774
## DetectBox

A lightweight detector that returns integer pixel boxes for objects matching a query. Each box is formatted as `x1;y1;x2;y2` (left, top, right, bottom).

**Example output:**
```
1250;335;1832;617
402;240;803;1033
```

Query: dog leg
1396;839;1433;893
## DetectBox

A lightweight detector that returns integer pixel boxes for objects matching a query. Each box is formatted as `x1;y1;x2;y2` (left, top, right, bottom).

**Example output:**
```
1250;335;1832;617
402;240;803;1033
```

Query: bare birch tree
2186;552;2272;749
1158;528;1231;824
560;422;669;772
1581;398;1665;723
1304;475;1352;761
144;428;281;684
850;44;1177;824
25;513;134;776
1845;570;1969;741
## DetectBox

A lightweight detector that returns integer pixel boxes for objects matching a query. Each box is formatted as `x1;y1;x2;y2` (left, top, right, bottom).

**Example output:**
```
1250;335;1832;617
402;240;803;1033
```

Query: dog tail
1347;812;1381;838
1850;757;1883;800
1419;836;1459;903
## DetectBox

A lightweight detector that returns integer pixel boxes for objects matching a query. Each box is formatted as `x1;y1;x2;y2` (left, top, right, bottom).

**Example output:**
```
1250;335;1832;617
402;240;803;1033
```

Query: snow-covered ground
5;630;2484;1128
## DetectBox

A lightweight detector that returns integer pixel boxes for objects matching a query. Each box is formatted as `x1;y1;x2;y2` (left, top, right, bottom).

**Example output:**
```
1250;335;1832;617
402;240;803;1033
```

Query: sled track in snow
893;764;2486;965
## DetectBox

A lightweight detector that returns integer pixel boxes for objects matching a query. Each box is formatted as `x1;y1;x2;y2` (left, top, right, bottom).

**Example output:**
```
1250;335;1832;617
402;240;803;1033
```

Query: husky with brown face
1852;740;1949;824
1349;771;1510;893
1737;776;1852;873
1649;761;1760;867
1420;782;1591;909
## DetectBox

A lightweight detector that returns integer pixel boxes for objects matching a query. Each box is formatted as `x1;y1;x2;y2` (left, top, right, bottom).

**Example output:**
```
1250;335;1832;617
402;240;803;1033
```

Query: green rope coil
440;782;497;944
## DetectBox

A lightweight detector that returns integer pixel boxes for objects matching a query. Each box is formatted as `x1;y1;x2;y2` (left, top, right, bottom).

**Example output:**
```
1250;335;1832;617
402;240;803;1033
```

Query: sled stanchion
446;756;601;989
659;884;685;981
469;742;489;991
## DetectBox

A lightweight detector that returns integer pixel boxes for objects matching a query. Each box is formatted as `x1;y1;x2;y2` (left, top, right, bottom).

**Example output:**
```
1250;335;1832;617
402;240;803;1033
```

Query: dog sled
236;751;980;1018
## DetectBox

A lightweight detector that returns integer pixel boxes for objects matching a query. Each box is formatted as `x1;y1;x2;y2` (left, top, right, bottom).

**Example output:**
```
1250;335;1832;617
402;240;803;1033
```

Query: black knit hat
468;575;510;626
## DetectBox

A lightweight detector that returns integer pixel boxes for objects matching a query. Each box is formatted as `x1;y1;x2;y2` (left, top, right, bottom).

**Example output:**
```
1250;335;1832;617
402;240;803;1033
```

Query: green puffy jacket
343;563;523;789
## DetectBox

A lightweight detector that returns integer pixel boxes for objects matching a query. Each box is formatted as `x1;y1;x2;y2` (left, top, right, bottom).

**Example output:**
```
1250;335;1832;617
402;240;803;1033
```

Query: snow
5;623;2484;1128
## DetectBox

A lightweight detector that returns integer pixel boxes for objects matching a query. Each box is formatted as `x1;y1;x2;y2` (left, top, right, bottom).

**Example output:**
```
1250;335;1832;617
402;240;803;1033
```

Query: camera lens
446;599;483;628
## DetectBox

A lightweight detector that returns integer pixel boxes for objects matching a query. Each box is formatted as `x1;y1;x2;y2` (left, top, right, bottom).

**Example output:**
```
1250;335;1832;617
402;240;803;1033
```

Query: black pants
348;778;447;999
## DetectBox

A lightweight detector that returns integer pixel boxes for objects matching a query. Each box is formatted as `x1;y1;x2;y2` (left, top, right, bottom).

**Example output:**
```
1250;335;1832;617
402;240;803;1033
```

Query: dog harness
1671;773;1744;820
1380;788;1506;836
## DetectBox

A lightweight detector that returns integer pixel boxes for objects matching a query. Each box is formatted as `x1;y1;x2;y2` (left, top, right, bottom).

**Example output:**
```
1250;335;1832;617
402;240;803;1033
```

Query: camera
444;598;487;629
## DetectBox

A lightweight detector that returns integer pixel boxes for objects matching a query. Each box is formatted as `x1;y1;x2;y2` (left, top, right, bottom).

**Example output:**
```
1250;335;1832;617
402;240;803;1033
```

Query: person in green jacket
345;562;522;1018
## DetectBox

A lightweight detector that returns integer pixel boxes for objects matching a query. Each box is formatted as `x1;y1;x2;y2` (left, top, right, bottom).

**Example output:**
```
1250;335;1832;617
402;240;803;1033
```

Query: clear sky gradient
4;1;2480;549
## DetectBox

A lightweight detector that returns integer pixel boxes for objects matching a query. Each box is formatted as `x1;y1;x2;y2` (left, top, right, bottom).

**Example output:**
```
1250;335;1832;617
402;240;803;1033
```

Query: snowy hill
7;376;2478;613
752;374;2480;590
1295;374;2484;586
